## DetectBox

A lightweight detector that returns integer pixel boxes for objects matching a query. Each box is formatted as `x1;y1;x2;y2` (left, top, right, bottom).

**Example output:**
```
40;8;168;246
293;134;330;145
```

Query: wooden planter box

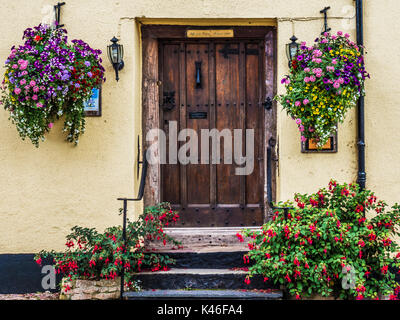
60;277;120;300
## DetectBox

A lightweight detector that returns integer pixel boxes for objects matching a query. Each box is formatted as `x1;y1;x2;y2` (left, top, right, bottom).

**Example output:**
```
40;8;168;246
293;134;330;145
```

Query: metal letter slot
189;112;207;119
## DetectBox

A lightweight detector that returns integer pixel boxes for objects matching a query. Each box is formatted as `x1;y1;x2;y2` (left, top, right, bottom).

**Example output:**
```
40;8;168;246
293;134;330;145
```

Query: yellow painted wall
0;0;397;253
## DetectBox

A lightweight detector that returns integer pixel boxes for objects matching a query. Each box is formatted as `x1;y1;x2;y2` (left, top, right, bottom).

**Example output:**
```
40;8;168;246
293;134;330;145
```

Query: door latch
161;91;176;111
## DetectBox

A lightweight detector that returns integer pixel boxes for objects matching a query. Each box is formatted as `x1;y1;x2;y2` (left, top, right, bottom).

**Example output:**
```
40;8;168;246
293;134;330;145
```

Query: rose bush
239;181;400;300
276;31;369;148
34;203;180;291
0;23;105;147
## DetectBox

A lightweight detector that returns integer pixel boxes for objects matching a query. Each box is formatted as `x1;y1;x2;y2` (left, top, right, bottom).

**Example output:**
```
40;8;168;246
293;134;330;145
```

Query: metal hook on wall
320;6;331;35
54;2;66;29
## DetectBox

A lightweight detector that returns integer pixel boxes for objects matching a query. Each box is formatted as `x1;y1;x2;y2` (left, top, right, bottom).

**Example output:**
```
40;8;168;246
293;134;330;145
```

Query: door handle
195;61;202;88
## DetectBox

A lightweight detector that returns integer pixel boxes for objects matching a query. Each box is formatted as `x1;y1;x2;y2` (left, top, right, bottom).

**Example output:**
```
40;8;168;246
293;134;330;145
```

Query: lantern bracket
54;2;65;29
320;6;331;35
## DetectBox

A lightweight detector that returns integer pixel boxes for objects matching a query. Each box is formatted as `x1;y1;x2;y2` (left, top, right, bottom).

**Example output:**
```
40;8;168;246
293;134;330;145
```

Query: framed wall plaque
301;132;338;153
84;87;102;117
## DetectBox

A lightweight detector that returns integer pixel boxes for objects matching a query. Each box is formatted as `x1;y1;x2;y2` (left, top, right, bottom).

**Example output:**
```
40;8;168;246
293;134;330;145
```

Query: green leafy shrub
34;203;180;291
239;180;400;300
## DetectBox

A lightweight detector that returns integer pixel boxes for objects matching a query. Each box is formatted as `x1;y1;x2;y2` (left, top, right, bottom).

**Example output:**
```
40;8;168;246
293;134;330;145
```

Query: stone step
135;268;274;290
123;289;282;300
146;251;251;269
146;227;259;252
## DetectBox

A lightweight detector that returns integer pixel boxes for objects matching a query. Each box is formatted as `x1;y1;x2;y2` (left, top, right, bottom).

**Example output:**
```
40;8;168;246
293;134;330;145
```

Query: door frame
141;25;277;223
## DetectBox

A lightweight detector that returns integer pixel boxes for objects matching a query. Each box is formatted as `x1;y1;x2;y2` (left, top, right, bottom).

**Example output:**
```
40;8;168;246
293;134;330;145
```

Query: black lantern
286;35;299;68
107;37;124;81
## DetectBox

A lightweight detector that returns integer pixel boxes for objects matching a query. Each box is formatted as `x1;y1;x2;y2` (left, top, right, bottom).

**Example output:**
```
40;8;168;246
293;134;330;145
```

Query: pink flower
301;136;307;142
12;64;18;69
29;80;36;87
333;82;340;89
19;61;28;70
40;86;45;90
299;125;304;132
326;66;335;72
304;77;310;83
312;49;322;57
33;86;39;93
295;101;301;107
321;39;328;44
36;102;44;108
331;35;337;40
332;59;337;65
337;31;343;36
48;123;54;129
345;33;350;38
304;67;310;73
295;118;302;125
308;126;314;132
14;87;21;95
309;75;316;82
20;79;26;85
303;99;309;105
32;95;38;101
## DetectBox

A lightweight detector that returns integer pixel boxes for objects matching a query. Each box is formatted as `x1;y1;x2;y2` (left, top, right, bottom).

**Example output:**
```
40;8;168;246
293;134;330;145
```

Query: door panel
160;39;265;227
186;43;210;204
160;44;181;204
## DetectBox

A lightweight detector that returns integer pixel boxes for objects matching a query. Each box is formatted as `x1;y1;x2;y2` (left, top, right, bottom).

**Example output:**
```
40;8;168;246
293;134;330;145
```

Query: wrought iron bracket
54;2;65;29
137;135;144;178
320;6;331;34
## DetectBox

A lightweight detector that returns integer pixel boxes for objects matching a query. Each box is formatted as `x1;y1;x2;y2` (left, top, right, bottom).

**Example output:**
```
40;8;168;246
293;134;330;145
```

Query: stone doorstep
123;289;283;300
134;268;275;290
151;251;250;269
146;227;260;253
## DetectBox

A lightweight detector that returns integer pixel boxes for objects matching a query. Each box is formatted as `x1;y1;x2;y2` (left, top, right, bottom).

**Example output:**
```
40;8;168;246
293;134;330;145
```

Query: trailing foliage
34;203;180;291
276;31;369;148
0;23;105;147
239;180;400;300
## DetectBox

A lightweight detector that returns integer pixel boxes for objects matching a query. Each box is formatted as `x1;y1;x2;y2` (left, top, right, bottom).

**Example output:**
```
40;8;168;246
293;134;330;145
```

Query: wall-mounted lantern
286;35;299;68
107;37;124;81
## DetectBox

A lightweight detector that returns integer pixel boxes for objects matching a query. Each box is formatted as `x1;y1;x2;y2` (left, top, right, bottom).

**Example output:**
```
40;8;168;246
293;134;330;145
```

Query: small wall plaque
84;87;102;117
186;29;234;38
301;133;337;153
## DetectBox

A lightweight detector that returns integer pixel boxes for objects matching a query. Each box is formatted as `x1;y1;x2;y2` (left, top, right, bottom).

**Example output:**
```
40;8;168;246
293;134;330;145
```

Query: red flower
236;232;244;242
34;35;43;41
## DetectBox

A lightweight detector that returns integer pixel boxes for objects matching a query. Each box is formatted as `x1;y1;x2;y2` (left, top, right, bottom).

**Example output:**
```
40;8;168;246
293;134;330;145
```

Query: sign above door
186;29;234;38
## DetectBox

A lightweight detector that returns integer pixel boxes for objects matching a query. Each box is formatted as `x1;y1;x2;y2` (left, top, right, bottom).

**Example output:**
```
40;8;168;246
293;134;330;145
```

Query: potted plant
239;181;400;300
275;31;369;148
0;23;105;147
35;203;180;300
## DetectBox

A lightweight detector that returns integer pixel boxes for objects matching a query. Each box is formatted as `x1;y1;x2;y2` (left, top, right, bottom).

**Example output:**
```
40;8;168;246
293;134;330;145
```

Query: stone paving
0;291;59;300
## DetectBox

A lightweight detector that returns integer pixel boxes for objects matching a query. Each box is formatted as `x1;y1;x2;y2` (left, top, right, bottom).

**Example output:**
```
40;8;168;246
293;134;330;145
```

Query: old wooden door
159;39;265;227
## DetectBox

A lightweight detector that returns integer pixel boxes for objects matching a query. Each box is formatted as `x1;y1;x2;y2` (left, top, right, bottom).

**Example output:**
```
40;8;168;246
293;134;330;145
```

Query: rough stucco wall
0;0;396;253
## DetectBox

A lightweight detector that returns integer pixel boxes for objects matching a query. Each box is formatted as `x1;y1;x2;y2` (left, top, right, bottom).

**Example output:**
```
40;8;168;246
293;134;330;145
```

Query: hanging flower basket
0;24;105;147
275;31;369;148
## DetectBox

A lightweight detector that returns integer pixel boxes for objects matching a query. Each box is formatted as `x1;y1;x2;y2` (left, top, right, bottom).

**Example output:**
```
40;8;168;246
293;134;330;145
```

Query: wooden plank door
160;39;265;227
